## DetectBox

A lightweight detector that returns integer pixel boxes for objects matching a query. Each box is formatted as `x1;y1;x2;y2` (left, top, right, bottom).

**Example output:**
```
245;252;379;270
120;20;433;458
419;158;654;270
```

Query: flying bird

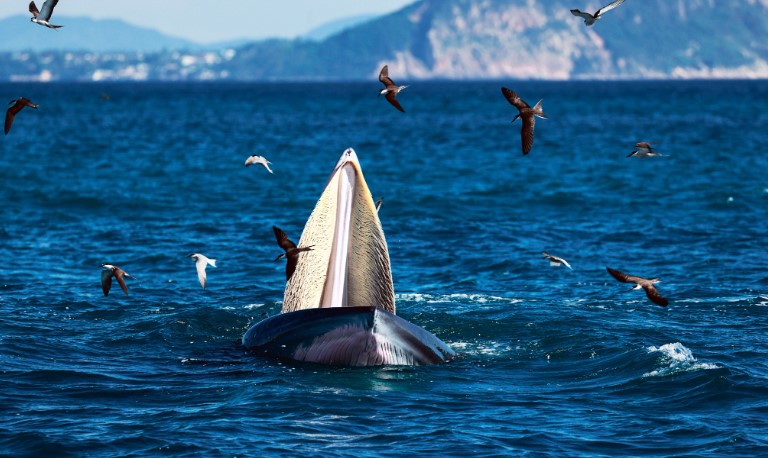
100;263;137;296
5;97;38;135
570;0;626;26
378;65;409;113
606;267;669;307
542;252;572;270
273;225;313;281
29;0;63;29
375;197;383;212
244;155;273;173
501;87;547;155
189;253;216;288
627;142;665;158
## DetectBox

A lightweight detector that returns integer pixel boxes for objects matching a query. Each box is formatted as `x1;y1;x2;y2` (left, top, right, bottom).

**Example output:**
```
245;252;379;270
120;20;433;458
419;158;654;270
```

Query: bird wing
570;9;593;20
385;91;405;112
520;114;536;155
379;65;396;87
273;225;297;251
501;87;530;111
101;269;113;296
195;258;208;288
5;106;17;135
5;99;35;135
29;1;40;17
606;267;635;283
596;0;626;16
114;270;129;295
559;257;573;270
643;285;669;307
262;161;274;174
285;255;298;281
38;0;59;20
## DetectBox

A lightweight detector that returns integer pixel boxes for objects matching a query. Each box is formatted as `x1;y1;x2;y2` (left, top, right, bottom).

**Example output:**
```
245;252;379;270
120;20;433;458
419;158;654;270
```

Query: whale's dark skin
242;306;455;366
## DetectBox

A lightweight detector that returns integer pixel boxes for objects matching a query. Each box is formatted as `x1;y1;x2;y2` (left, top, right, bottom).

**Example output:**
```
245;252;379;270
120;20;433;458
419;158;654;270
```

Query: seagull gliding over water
570;0;626;26
273;226;313;281
101;263;137;296
245;155;274;173
189;253;216;288
29;0;63;29
501;87;547;155
5;97;38;135
542;252;572;270
606;267;669;307
378;65;409;113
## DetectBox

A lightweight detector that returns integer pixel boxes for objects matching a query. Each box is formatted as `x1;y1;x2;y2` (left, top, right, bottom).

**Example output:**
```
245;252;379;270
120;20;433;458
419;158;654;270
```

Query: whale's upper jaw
328;147;359;181
282;148;395;314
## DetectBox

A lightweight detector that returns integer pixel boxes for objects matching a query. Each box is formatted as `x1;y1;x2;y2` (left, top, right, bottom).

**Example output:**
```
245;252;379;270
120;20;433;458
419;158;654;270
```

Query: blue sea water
0;79;767;457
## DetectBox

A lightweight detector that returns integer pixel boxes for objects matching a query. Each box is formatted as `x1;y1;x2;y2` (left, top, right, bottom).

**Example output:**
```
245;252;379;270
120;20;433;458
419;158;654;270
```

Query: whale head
282;147;395;314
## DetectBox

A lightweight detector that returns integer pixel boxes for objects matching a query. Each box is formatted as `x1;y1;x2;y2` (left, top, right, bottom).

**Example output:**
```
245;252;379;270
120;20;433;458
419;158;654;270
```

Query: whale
242;148;455;366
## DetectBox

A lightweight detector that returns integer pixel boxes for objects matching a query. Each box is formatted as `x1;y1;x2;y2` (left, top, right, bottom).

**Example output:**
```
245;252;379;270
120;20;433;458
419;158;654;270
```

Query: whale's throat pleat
321;163;355;308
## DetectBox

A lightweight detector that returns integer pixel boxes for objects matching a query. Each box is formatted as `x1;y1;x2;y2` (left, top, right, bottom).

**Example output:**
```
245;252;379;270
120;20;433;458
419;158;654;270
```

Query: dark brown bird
273;226;313;281
606;267;669;307
101;263;137;296
501;87;547;155
571;0;626;26
5;97;38;135
378;65;409;113
627;142;665;158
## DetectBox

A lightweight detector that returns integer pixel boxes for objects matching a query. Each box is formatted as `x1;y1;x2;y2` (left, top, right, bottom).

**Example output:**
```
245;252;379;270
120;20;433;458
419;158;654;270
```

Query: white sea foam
644;342;718;377
448;340;510;356
396;292;521;305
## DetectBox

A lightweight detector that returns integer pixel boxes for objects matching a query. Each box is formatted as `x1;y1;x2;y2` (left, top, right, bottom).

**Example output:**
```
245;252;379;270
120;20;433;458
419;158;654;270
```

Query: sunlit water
1;80;767;456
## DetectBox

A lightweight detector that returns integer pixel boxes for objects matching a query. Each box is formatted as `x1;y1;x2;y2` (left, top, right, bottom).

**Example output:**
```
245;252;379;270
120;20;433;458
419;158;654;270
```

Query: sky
0;0;416;44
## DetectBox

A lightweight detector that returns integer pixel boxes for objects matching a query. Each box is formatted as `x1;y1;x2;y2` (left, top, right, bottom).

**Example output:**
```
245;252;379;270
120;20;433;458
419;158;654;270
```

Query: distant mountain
224;0;768;80
302;14;377;42
1;0;767;81
0;15;200;52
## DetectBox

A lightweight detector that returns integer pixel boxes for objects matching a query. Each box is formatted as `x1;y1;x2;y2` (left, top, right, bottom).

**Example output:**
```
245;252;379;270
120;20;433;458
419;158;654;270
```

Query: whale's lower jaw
242;306;455;366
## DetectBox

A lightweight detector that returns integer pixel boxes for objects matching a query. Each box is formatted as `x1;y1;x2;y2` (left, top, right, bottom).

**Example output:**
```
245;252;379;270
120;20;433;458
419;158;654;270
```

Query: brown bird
5;97;38;135
501;87;547;155
29;0;63;29
571;0;626;26
606;267;669;307
378;65;409;113
627;142;665;158
101;263;137;296
273;226;313;281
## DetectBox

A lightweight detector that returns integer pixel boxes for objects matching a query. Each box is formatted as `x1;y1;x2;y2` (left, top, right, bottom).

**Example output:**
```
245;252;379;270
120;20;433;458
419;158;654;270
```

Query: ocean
0;80;767;457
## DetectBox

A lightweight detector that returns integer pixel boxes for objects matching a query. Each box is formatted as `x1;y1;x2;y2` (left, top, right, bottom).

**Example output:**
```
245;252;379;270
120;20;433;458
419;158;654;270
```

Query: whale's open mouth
243;148;453;366
282;147;395;314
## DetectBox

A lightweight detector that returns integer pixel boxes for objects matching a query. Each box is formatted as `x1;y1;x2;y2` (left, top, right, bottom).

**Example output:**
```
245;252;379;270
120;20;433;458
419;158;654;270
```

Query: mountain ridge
1;0;767;81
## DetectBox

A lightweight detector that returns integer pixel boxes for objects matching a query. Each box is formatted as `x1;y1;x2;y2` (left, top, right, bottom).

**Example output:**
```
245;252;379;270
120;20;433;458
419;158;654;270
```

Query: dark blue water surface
1;80;767;457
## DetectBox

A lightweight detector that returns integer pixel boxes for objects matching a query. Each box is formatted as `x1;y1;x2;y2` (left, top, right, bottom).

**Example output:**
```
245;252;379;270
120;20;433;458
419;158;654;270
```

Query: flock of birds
7;0;669;307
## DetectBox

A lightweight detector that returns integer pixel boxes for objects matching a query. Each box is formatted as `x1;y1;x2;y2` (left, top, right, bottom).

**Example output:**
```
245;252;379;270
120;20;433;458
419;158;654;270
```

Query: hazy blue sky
0;0;415;43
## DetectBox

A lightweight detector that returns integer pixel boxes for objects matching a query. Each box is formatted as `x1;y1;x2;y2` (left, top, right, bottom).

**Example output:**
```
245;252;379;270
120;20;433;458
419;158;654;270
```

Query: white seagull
29;0;63;29
244;155;273;173
571;0;626;26
189;253;216;288
542;252;572;270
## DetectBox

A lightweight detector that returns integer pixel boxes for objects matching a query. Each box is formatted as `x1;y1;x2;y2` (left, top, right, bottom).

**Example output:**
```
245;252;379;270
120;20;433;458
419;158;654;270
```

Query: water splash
644;342;718;377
